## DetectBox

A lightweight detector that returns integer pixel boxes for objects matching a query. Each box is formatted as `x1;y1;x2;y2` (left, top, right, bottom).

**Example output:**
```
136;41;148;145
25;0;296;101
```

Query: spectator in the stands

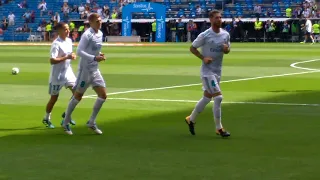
45;22;52;41
286;6;292;18
85;4;91;13
118;3;123;18
97;5;103;18
187;20;193;42
30;10;35;23
1;16;8;30
17;0;28;8
236;16;244;42
37;24;46;40
302;7;311;18
196;5;202;18
37;24;44;32
230;17;236;41
78;4;85;19
281;20;290;42
50;14;54;24
176;18;185;42
38;0;47;17
61;2;70;18
0;28;3;35
190;20;198;41
111;8;118;19
53;12;60;26
8;12;15;26
71;5;78;13
0;0;2;6
254;4;262;18
15;26;23;32
69;21;75;32
103;5;110;19
92;2;99;11
132;28;137;36
22;10;31;23
293;7;299;18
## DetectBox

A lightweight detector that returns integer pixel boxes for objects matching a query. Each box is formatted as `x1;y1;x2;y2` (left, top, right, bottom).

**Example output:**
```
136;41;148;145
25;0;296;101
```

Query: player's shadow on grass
0;90;319;142
0;126;44;132
0;91;320;180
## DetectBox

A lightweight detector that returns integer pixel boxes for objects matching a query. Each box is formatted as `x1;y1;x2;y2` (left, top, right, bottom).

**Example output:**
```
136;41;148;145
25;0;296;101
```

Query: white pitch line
290;59;320;71
83;69;320;98
84;97;320;107
83;59;320;98
84;83;201;98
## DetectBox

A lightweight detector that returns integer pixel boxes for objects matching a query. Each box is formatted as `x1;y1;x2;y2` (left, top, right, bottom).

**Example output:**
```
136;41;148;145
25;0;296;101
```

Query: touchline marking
290;59;320;71
83;59;320;98
84;97;320;107
83;70;320;98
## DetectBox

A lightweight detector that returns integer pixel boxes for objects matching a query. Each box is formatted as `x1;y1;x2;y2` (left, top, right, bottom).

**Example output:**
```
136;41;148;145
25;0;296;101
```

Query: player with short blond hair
62;13;106;135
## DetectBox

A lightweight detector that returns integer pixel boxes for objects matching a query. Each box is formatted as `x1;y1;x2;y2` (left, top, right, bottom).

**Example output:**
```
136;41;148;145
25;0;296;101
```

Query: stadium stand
0;0;317;41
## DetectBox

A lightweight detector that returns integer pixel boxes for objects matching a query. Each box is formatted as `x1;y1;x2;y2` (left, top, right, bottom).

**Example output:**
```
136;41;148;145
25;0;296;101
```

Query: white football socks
63;97;79;126
88;97;106;125
213;95;223;130
190;96;212;123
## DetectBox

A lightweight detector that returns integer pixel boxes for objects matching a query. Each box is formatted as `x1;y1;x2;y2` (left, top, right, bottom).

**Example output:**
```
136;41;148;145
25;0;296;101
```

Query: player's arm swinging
190;46;213;64
223;35;231;54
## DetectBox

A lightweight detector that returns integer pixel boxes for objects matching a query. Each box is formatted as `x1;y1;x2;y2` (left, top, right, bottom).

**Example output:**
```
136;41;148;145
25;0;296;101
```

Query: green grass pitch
0;43;320;180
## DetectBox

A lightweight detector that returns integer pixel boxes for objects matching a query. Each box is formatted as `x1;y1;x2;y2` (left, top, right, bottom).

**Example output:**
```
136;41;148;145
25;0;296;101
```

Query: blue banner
122;2;166;42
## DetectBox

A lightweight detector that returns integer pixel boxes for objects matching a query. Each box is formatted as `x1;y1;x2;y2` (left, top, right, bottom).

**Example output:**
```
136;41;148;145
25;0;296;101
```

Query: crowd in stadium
0;0;319;42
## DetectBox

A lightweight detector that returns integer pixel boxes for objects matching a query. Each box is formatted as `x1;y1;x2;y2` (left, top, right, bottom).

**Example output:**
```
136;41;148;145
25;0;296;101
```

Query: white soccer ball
12;67;19;75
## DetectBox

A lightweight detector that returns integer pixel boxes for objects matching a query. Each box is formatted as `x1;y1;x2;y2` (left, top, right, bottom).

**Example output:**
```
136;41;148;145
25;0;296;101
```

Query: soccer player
185;10;231;137
43;22;77;128
62;13;106;135
301;16;315;44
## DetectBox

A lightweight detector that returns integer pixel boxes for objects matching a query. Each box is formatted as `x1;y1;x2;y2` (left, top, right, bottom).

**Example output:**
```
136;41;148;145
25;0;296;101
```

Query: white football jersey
49;37;73;83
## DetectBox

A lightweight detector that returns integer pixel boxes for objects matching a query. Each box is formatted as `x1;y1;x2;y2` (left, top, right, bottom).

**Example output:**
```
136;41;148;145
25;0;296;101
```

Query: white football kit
192;28;230;94
74;27;105;93
49;37;76;95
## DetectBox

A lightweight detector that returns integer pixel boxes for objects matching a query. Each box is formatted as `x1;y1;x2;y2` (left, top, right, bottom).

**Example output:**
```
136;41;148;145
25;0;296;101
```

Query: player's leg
302;33;308;43
209;75;230;137
309;33;315;44
87;71;106;135
62;70;89;135
61;72;77;125
43;83;63;128
185;76;213;135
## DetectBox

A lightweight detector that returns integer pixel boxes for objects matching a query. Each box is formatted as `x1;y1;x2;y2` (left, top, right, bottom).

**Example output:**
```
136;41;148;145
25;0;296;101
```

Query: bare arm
190;46;204;60
190;45;212;64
